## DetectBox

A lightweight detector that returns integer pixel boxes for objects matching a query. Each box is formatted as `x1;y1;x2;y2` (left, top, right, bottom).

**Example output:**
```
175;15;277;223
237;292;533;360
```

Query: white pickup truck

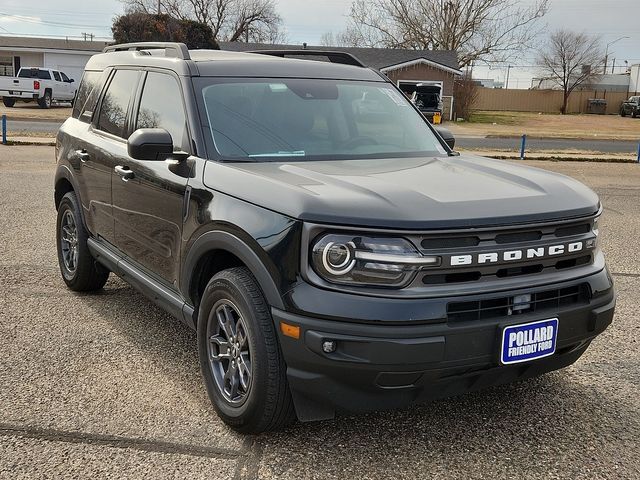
0;67;77;109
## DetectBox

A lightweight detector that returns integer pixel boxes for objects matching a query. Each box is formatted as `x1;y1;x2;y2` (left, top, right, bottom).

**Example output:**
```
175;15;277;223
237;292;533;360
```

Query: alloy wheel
60;210;79;274
207;300;253;405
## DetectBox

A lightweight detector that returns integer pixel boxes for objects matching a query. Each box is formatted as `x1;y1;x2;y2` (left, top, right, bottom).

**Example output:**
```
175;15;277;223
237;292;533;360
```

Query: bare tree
537;30;604;114
453;72;479;120
122;0;284;43
340;0;548;66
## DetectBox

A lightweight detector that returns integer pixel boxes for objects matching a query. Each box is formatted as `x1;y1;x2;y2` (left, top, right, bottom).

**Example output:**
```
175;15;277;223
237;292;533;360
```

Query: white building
0;36;109;82
630;64;640;96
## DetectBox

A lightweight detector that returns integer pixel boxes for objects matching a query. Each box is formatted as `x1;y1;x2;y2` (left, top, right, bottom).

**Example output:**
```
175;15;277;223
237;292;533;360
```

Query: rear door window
52;71;61;81
96;69;139;138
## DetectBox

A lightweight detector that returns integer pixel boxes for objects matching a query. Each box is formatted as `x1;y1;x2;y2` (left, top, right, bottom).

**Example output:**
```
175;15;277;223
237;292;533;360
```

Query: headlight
311;234;440;287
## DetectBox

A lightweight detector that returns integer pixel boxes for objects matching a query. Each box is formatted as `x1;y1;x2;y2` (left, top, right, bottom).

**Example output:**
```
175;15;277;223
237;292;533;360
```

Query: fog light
322;340;337;353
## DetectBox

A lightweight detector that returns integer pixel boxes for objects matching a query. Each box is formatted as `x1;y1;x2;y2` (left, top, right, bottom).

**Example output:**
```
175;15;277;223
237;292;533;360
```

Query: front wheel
197;267;295;433
2;97;15;107
620;110;626;117
56;191;109;291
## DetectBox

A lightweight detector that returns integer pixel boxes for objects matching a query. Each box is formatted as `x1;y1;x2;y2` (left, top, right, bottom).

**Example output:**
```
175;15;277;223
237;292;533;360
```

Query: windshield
197;78;447;161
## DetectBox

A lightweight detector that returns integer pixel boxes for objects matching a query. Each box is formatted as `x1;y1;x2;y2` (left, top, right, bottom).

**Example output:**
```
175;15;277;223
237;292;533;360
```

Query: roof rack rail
249;49;365;68
103;42;190;60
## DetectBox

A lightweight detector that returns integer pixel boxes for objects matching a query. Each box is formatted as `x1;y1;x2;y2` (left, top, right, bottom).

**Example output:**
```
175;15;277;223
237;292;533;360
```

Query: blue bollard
1;115;6;145
520;134;527;160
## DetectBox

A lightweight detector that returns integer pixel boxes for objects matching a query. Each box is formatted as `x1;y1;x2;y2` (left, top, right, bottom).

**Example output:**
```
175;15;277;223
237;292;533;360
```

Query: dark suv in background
55;42;615;433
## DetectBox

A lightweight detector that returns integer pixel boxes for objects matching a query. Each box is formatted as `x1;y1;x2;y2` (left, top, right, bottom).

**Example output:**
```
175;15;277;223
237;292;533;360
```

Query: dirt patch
448;111;640;140
0;102;72;121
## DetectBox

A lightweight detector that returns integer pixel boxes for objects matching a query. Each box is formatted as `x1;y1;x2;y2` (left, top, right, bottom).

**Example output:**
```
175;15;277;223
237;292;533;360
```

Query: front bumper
274;268;615;421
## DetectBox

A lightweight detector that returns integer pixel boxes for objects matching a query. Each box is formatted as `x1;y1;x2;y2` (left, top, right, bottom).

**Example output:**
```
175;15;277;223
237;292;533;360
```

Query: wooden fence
473;88;630;115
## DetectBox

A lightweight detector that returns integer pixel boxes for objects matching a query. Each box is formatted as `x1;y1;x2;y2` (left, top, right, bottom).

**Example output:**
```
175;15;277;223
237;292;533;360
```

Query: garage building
0;36;109;84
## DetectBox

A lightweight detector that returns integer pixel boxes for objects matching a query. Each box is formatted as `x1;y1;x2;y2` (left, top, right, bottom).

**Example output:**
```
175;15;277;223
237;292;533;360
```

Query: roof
220;42;461;74
85;48;385;82
0;35;110;53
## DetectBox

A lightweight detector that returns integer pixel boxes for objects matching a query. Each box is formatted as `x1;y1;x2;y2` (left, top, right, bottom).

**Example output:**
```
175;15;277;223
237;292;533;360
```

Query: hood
203;154;599;229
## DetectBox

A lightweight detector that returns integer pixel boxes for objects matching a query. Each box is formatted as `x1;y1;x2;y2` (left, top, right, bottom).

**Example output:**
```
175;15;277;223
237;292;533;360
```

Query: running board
87;237;196;330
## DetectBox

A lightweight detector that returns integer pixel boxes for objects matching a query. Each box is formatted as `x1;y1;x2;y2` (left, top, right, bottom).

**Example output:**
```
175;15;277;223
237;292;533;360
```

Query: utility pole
505;65;512;90
157;0;161;14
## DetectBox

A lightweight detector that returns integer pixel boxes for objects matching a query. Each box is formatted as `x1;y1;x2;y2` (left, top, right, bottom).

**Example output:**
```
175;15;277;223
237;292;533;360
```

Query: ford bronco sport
55;42;615;433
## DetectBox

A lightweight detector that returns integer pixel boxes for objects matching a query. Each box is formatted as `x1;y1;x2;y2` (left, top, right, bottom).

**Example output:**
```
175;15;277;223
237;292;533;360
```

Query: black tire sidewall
56;191;108;290
56;195;80;283
39;91;51;109
197;270;274;428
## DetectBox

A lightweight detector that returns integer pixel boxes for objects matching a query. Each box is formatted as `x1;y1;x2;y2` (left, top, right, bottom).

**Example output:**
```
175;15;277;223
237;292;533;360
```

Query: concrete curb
473;153;637;164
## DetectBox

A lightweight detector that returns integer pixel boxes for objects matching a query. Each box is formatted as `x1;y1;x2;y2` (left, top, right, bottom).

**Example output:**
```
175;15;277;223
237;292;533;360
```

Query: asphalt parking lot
1;145;639;479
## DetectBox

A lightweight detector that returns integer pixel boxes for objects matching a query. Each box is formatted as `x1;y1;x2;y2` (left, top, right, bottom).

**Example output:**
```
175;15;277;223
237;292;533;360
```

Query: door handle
114;165;134;181
75;149;90;162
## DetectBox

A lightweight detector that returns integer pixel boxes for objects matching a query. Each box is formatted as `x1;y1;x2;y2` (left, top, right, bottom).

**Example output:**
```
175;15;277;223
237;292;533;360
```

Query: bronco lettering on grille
448;240;594;267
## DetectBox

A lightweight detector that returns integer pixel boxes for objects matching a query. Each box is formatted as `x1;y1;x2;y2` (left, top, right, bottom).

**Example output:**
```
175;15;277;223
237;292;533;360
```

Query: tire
38;90;52;109
2;97;15;107
56;191;109;291
633;110;638;119
620;110;626;117
197;267;295;433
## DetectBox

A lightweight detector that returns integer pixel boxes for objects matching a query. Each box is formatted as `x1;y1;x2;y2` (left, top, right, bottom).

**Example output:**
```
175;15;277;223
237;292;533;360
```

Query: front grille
421;253;593;285
447;284;591;322
407;217;597;288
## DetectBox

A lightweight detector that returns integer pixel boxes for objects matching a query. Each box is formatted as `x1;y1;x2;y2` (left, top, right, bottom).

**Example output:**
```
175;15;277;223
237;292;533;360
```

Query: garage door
43;53;95;84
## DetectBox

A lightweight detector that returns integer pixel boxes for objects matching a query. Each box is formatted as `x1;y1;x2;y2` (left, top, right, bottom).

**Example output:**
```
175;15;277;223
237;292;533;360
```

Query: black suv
55;42;615;433
620;96;640;118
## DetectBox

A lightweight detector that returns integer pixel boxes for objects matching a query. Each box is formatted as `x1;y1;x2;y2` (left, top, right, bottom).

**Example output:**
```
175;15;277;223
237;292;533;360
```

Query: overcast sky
1;0;638;87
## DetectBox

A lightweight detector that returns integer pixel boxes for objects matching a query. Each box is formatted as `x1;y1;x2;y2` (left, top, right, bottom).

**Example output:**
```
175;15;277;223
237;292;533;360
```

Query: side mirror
433;125;455;149
70;78;75;83
127;128;174;161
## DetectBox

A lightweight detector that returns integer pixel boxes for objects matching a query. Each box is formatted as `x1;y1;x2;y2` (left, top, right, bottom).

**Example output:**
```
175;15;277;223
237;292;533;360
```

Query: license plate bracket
500;318;558;365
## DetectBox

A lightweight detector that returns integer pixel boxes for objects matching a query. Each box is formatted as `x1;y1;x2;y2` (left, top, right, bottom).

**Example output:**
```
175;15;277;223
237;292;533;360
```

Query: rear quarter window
72;71;105;121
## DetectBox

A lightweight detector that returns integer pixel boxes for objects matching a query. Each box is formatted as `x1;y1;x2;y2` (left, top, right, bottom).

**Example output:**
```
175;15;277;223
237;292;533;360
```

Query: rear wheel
620;109;626;117
633;110;638;119
197;267;295;433
38;90;52;109
56;191;109;291
2;97;15;107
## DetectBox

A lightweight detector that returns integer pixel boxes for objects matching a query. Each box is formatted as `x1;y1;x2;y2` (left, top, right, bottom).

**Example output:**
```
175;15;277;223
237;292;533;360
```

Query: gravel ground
0;146;638;479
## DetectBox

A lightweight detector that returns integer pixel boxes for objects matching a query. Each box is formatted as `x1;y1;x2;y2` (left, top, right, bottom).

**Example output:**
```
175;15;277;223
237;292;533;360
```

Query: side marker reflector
280;321;300;339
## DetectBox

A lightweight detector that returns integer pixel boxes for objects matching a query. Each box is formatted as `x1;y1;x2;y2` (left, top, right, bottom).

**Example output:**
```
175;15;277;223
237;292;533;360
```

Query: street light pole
604;36;630;74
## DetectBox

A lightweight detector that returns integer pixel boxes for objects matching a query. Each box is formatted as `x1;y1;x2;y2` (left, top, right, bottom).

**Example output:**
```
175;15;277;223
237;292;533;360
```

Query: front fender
181;230;286;311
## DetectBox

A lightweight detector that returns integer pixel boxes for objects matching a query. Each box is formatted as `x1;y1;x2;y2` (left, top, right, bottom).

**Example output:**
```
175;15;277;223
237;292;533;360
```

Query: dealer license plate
500;318;558;365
